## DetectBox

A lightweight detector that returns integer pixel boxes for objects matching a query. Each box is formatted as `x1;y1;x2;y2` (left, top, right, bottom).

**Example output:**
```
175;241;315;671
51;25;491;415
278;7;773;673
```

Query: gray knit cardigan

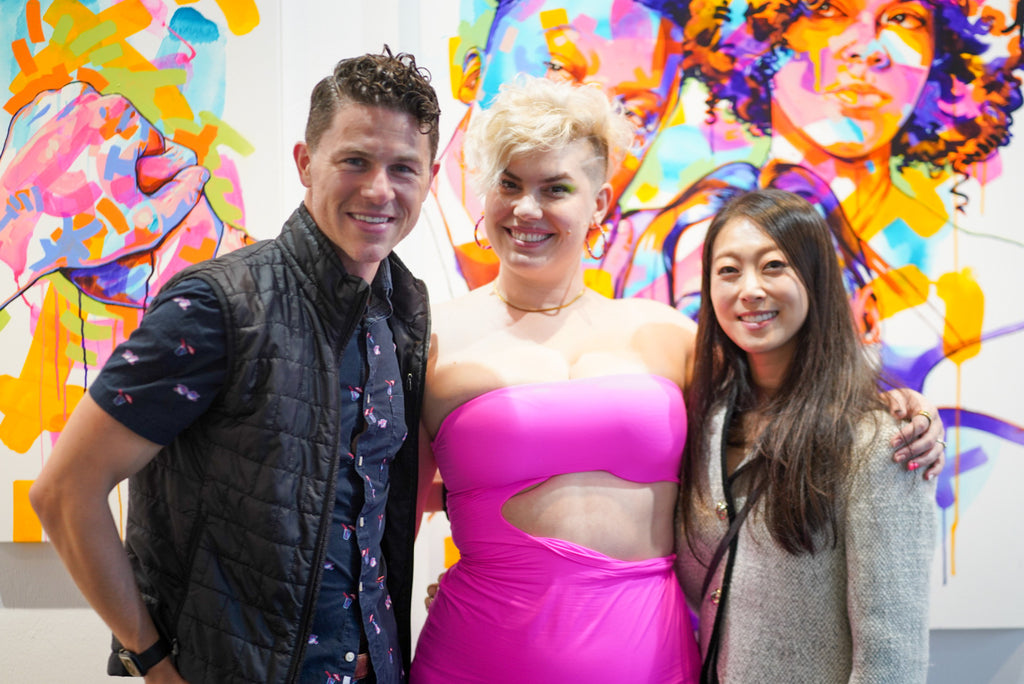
676;405;937;683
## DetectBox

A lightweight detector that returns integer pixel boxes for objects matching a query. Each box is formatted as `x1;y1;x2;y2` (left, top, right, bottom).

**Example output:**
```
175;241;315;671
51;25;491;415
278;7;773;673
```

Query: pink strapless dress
411;374;700;683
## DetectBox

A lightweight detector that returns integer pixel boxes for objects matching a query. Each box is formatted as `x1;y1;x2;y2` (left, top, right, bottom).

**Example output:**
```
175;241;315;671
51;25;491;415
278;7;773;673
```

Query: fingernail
908;462;920;471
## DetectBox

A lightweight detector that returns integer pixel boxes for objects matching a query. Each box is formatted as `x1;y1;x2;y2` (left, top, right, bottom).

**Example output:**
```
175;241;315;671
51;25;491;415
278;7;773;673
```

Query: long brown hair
681;189;889;555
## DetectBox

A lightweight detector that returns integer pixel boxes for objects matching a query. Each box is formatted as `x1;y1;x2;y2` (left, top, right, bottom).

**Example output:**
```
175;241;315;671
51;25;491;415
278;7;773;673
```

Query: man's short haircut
305;46;441;160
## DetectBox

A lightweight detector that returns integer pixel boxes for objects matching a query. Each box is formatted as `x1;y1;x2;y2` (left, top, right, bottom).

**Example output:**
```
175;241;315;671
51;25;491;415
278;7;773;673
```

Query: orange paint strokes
850;167;946;242
20;0;156;92
443;535;461;569
172;124;218;164
73;64;105;87
71;211;93;230
12;38;39;76
870;263;930;319
213;0;259;36
453;242;500;288
75;66;109;90
177;235;219;264
12;480;43;542
26;0;45;43
93;0;153;62
97;197;130;235
115;480;125;540
0;283;86;454
3;65;70;115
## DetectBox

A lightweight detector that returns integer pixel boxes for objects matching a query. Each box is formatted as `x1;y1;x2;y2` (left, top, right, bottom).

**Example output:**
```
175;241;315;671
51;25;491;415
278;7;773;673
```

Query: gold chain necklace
491;282;587;313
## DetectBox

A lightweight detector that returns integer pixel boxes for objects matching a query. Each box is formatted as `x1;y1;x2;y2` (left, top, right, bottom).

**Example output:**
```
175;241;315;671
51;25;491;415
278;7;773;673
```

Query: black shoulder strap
700;396;766;684
699;475;765;599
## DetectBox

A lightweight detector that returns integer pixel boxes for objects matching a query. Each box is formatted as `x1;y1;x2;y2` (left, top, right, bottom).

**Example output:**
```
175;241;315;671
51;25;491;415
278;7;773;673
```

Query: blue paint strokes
940;408;1024;447
169;8;220;44
159;8;227;117
30;215;95;272
875;216;935;271
103;145;138;185
935;445;987;509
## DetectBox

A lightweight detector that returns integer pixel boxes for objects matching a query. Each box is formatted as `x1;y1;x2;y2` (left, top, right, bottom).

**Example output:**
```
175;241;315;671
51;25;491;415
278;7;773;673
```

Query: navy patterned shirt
90;262;407;684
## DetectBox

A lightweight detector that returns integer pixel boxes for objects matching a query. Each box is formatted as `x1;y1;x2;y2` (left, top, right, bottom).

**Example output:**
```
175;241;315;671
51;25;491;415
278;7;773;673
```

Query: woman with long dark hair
678;189;936;682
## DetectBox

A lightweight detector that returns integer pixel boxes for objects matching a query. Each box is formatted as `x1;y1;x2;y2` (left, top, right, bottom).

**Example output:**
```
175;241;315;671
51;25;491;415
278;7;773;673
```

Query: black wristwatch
117;637;172;676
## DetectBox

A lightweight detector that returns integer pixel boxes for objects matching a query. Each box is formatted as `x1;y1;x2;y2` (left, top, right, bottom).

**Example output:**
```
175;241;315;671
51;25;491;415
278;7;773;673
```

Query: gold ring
917;410;932;430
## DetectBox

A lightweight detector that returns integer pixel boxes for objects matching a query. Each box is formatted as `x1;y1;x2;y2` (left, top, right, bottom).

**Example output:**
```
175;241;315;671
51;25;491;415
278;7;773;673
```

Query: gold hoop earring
474;215;492;250
585;223;608;260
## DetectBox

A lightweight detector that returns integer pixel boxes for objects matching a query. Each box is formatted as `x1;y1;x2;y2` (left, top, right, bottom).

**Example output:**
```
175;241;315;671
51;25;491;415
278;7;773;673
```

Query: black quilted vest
110;205;428;683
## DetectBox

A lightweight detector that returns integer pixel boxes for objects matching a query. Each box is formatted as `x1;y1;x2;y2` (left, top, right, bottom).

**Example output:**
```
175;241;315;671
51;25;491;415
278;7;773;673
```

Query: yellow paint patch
0;282;86;453
539;7;570;29
444;535;461;569
213;0;259;35
869;264;930;320
13;480;43;543
632;182;660;204
937;269;984;364
584;269;613;297
152;83;193;121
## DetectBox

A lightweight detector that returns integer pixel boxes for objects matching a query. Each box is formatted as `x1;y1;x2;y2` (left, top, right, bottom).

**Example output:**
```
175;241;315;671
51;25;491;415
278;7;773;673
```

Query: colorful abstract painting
428;0;1024;626
2;0;1019;629
0;0;259;543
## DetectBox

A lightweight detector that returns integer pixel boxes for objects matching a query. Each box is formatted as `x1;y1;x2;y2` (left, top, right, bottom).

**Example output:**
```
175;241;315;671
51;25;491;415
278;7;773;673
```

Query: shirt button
711;588;722;605
715;501;728;520
344;652;356;663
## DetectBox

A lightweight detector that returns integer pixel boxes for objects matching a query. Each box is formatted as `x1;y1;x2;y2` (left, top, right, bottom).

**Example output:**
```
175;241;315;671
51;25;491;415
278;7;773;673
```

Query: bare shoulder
613;296;696;331
594;296;697;387
607;296;697;352
431;286;491;330
428;286;494;354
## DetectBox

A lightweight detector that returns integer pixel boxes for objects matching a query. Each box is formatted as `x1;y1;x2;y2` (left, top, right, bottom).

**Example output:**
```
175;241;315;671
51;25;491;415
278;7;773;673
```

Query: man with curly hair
30;48;440;684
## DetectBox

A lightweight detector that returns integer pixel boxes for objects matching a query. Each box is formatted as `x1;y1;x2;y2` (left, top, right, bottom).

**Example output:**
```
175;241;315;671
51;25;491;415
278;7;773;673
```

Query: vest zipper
285;290;367;683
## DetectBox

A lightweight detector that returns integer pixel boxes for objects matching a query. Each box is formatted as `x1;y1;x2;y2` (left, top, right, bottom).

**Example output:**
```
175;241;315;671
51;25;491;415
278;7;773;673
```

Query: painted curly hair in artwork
682;0;1024;173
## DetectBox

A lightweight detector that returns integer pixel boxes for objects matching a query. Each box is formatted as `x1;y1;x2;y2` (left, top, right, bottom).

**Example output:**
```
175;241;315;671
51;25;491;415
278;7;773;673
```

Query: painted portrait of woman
424;1;1024;623
612;0;1024;594
428;0;689;292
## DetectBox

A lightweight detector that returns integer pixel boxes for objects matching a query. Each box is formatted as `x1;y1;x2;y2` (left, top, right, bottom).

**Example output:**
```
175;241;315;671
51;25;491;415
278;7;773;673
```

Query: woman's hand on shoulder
884;388;945;481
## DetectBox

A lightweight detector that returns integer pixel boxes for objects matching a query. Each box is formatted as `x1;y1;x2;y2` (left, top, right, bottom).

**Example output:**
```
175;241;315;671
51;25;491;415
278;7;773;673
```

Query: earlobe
593;182;613;225
293;142;311;188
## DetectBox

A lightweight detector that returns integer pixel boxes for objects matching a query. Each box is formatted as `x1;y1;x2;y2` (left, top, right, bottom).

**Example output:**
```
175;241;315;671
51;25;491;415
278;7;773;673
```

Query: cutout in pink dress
412;374;700;683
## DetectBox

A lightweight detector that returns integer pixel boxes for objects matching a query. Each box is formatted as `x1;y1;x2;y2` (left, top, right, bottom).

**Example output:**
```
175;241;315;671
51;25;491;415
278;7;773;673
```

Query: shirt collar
365;258;394;324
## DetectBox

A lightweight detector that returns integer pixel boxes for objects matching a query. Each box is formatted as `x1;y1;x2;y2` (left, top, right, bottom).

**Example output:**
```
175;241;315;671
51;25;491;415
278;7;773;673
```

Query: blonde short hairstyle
465;76;634;193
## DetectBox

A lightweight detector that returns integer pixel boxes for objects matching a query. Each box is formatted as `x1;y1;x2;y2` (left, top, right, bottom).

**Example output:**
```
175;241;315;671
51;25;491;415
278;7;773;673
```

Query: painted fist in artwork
0;82;225;307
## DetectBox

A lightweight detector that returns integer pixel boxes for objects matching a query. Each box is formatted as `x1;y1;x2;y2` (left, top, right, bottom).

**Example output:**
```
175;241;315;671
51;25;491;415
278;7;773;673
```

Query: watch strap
119;636;171;676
